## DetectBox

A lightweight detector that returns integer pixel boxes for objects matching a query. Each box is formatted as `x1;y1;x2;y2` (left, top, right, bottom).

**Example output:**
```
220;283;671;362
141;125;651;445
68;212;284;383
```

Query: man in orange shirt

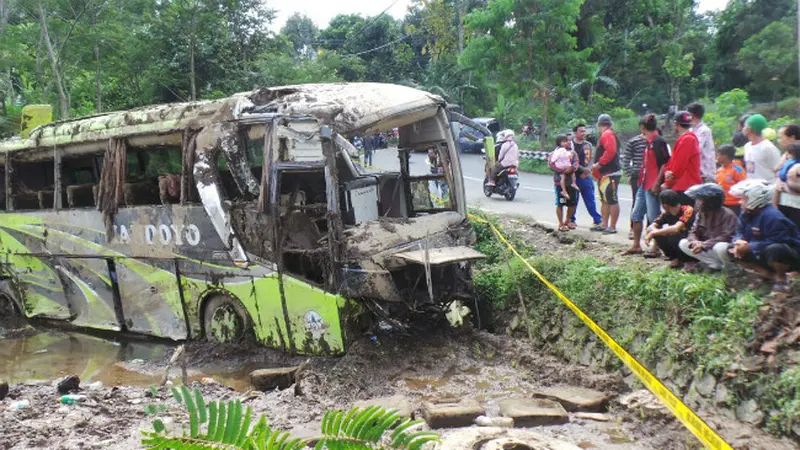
591;114;622;234
716;144;746;216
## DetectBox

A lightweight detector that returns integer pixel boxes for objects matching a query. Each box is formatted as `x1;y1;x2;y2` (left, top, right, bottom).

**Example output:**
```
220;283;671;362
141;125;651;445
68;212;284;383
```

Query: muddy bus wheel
202;295;252;343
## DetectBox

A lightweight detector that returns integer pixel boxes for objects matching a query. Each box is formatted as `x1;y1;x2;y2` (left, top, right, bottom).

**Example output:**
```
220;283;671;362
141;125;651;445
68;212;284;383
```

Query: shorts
598;175;620;205
554;185;578;207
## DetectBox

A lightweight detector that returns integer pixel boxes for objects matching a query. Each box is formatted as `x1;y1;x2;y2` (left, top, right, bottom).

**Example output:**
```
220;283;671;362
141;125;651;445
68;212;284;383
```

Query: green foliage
141;387;439;450
762;366;800;435
517;159;551;175
737;21;798;99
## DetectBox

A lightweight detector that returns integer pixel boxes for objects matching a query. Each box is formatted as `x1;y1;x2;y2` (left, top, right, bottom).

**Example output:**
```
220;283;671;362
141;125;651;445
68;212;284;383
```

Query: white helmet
496;130;508;142
501;129;515;141
730;179;773;211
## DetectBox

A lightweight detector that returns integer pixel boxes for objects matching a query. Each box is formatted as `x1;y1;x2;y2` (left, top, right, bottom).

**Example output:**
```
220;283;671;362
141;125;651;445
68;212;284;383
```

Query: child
551;135;579;200
716;144;746;217
644;189;696;269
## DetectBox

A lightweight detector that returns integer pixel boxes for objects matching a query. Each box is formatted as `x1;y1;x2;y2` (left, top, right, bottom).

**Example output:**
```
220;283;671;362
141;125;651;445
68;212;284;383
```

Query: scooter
483;167;519;201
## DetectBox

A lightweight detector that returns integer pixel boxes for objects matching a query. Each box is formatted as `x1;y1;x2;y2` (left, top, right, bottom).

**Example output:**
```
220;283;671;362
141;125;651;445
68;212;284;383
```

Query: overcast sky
269;0;731;31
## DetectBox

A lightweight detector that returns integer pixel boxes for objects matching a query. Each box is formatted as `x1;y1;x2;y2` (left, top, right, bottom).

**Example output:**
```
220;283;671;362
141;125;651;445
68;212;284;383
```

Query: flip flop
567;222;577;230
603;228;618;235
621;248;643;256
558;225;570;232
590;225;605;232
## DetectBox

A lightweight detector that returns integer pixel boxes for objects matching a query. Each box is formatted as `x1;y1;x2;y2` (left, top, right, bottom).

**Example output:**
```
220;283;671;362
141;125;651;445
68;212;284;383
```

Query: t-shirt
572;140;592;167
639;135;670;191
654;205;695;230
744;139;781;181
716;163;746;207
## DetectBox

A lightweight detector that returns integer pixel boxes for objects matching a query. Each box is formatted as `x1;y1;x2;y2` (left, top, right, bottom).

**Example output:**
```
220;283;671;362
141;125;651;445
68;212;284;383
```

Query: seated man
644;190;696;268
678;183;739;271
727;180;800;297
487;130;519;186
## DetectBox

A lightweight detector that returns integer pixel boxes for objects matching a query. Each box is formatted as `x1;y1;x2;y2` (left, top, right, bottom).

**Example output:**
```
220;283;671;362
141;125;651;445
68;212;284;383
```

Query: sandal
621;248;644;256
669;259;683;269
567;222;577;230
602;228;618;235
770;282;791;297
683;263;700;273
590;225;605;232
642;251;661;259
558;225;570;232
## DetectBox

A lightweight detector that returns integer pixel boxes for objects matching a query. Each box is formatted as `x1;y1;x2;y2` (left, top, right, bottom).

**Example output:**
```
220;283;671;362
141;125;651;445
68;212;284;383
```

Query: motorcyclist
487;129;519;187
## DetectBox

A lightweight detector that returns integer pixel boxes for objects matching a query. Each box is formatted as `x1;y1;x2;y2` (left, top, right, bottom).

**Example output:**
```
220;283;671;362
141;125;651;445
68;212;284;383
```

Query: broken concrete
438;427;581;450
533;386;610;412
250;366;298;391
474;416;514;428
354;395;413;418
498;398;569;427
56;375;80;394
421;398;485;428
573;412;613;422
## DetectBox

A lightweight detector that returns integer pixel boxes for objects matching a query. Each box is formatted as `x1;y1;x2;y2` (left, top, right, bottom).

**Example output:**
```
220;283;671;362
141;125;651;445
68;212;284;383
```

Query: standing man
743;114;781;182
662;111;701;205
688;103;716;183
363;134;375;167
622;131;647;239
569;124;603;227
591;114;622;234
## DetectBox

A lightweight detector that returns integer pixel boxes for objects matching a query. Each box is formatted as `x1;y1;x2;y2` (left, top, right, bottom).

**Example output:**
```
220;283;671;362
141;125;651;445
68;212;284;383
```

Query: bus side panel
55;258;120;332
114;258;188;340
281;276;346;355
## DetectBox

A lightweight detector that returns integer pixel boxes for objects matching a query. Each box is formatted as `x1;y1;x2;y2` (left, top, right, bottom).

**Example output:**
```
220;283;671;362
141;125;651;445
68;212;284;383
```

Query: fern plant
140;387;439;450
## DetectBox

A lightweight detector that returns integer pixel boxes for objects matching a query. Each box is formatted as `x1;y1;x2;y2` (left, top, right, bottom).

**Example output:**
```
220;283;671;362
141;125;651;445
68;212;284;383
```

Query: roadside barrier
468;214;734;450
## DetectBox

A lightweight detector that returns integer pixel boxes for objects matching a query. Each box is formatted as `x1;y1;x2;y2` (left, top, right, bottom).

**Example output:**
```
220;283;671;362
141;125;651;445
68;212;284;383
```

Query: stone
87;381;104;391
474;416;514;428
354;395;412;418
693;373;716;397
498;398;569;427
655;359;674;380
735;399;764;426
573;412;612;422
422;398;485;429
0;381;8;401
57;375;80;394
438;427;582;450
250;366;298;391
618;390;668;414
533;386;610;412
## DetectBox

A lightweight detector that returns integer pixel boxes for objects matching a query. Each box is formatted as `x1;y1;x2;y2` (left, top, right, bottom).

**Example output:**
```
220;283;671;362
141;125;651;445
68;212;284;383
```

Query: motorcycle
483;166;519;201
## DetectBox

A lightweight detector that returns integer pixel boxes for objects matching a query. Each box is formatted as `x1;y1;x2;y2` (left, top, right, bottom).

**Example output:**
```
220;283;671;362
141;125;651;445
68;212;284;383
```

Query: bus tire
202;294;252;343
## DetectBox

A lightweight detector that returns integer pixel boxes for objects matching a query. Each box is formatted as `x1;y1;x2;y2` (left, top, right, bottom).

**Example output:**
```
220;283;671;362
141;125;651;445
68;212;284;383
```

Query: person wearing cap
678;183;739;271
661;111;701;204
727;179;800;297
687;103;715;183
743;114;781;182
591;114;622;234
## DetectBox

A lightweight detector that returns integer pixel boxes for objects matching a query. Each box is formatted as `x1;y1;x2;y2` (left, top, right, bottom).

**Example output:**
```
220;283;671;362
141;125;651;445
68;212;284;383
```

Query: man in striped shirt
622;132;647;237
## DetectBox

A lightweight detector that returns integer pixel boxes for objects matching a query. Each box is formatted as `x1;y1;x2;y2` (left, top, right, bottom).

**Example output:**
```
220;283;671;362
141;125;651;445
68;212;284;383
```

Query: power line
341;34;411;57
341;0;402;48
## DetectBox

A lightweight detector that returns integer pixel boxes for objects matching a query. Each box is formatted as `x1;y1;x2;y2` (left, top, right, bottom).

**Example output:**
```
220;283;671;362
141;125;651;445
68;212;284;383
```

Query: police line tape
467;214;733;450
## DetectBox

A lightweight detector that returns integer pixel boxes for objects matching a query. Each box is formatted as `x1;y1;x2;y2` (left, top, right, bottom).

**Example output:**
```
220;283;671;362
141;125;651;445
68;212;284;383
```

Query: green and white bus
0;83;485;355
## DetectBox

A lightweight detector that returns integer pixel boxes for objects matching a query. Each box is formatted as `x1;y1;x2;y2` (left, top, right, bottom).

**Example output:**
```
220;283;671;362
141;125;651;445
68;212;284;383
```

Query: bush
518;158;551;175
713;89;751;117
609;106;636;119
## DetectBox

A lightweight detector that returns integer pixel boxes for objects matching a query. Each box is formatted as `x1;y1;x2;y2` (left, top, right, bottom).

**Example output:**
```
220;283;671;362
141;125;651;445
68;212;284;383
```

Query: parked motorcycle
483;167;519;201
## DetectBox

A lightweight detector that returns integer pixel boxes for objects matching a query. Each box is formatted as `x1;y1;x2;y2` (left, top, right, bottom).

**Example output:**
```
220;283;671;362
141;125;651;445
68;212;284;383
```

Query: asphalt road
368;148;633;245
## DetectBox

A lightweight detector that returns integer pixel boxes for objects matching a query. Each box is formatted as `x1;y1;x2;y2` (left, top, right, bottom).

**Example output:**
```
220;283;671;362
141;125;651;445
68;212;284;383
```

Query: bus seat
67;184;96;208
283;210;322;250
123;180;160;206
38;190;55;209
158;174;180;204
13;192;40;210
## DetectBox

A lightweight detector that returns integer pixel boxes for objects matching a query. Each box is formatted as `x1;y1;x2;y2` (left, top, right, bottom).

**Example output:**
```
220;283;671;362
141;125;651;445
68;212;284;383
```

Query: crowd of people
549;105;800;298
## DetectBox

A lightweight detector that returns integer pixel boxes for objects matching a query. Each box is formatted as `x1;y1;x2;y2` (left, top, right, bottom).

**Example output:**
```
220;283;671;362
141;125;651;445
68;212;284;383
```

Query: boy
716;144;746;216
644;190;696;268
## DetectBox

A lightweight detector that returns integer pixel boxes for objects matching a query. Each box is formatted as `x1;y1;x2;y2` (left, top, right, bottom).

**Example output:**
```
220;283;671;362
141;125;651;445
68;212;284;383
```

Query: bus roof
0;83;444;154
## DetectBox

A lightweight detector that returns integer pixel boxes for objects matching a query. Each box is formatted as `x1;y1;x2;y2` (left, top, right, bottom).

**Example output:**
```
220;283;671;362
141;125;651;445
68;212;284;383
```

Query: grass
469;213;799;437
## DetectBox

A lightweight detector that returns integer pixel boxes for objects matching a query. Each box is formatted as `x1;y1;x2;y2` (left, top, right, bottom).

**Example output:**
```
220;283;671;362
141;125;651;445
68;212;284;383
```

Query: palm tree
570;60;619;104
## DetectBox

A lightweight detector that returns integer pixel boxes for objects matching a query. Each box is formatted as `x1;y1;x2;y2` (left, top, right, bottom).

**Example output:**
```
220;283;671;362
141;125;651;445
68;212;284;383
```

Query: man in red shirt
591;114;622;234
662;111;702;204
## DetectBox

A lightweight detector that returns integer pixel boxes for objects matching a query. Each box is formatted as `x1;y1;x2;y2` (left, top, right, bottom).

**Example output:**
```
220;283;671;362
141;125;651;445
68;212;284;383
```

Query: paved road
368;149;633;246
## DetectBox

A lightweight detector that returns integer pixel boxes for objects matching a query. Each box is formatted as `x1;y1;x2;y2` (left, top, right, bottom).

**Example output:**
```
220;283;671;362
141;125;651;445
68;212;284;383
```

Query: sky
269;0;730;32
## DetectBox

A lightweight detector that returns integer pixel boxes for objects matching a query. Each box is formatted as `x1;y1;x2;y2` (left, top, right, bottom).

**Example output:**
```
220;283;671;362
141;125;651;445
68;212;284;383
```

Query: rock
354;395;412;418
438;427;582;450
618;390;668;414
498;398;569;427
735;399;764;426
693;373;716;397
0;381;8;400
56;375;80;394
250;366;298;391
655;359;674;380
87;381;104;391
474;416;514;428
422;398;485;428
573;412;612;422
533;386;610;412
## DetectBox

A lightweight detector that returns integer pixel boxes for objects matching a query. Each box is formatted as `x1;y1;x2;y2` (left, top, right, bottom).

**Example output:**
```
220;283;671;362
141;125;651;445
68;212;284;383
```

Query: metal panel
394;246;486;265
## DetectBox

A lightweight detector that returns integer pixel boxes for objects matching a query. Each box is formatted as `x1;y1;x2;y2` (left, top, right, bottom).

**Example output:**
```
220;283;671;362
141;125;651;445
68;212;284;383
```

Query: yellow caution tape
468;215;733;450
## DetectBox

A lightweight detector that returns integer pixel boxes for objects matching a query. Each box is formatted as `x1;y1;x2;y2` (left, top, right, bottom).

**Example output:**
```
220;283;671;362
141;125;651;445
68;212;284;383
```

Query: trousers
571;175;603;225
678;240;730;269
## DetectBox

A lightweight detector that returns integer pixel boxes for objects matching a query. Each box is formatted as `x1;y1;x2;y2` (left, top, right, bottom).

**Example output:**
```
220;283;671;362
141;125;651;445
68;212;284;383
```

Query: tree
281;13;318;59
663;44;694;109
570;60;619;104
737;21;798;102
461;0;590;147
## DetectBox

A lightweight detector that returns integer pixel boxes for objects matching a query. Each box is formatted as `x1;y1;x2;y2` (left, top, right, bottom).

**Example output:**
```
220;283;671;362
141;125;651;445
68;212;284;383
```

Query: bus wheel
203;295;252;343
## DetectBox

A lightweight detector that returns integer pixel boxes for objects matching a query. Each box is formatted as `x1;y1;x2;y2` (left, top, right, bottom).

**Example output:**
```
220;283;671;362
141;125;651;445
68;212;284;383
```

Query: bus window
12;158;55;210
123;145;182;206
62;154;100;208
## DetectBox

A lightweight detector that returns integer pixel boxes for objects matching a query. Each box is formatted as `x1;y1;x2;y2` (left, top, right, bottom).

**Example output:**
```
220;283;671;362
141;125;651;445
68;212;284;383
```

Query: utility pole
457;0;465;53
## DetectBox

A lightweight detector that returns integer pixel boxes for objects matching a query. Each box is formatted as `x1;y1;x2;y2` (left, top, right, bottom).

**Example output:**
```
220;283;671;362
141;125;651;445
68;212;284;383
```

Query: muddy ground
0;218;797;450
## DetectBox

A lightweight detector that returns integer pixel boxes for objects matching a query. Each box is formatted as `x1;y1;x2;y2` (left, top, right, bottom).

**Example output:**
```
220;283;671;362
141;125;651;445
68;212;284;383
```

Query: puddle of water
405;364;458;391
0;328;253;391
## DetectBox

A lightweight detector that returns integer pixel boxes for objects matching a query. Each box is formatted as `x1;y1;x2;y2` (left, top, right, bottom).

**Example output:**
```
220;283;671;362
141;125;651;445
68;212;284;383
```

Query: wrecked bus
0;83;485;355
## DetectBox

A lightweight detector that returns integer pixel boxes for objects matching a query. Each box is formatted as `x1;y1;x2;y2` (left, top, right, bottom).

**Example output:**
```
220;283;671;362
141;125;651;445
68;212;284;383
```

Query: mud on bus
0;83;486;355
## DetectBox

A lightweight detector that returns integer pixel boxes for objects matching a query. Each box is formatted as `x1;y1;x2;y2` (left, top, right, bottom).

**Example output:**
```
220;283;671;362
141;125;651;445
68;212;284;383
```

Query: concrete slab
498;398;569;427
422;398;485;429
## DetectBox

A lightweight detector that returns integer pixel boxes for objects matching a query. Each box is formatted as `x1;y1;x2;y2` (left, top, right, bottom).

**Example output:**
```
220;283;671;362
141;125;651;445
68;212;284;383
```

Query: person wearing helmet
728;179;800;296
678;183;739;271
487;130;519;186
661;111;702;205
743;114;781;182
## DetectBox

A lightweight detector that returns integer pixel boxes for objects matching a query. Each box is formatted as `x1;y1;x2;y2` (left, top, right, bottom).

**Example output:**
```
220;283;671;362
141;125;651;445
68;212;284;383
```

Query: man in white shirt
743;114;781;182
688;103;716;182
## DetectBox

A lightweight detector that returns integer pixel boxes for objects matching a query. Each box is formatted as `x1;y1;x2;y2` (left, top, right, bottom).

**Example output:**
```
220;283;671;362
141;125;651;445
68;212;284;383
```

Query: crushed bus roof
0;83;445;153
